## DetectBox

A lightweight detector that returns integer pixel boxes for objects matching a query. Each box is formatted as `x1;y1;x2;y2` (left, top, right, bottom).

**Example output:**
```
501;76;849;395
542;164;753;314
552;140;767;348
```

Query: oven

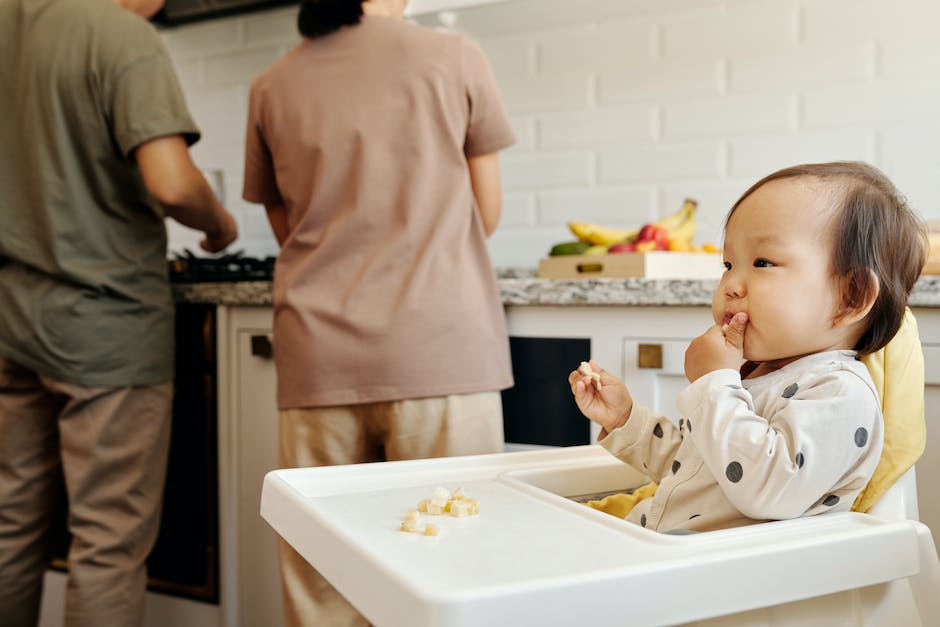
500;336;591;449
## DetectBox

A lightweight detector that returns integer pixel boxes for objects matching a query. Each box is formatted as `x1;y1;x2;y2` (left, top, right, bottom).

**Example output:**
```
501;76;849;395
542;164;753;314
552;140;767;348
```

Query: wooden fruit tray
537;251;724;279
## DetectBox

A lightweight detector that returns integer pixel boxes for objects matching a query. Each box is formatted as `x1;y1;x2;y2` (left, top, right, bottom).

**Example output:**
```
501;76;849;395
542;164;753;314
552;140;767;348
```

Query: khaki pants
278;391;505;627
0;357;173;627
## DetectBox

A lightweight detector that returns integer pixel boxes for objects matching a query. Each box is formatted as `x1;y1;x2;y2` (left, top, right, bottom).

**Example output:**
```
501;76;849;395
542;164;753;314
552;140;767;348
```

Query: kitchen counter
172;272;940;308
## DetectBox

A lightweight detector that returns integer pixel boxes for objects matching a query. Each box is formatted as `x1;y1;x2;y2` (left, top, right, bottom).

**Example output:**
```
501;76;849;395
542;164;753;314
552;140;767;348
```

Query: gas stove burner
168;249;276;283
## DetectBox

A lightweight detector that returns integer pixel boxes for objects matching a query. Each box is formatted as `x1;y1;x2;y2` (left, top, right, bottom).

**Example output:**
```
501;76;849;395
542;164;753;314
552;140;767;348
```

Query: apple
637;223;669;251
608;241;637;253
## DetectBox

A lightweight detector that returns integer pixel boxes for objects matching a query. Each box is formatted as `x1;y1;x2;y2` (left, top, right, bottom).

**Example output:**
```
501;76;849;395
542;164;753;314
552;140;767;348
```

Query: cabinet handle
637;343;663;369
250;335;273;359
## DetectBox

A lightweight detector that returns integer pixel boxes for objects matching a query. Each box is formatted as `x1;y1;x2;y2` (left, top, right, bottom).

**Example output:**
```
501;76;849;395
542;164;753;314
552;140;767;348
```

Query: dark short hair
726;161;927;356
298;0;363;39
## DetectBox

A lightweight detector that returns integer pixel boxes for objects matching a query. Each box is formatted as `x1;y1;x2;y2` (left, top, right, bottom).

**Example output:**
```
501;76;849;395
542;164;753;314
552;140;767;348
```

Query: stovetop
168;250;275;283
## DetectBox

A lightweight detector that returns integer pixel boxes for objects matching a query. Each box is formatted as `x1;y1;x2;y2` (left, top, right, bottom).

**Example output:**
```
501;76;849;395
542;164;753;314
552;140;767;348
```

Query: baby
569;162;927;532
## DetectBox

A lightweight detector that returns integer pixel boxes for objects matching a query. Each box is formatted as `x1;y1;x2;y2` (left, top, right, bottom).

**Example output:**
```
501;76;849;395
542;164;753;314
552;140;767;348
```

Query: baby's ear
836;268;879;326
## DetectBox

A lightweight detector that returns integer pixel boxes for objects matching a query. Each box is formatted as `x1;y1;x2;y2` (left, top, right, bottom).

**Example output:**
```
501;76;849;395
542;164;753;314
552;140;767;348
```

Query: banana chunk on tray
400;485;480;535
578;361;603;390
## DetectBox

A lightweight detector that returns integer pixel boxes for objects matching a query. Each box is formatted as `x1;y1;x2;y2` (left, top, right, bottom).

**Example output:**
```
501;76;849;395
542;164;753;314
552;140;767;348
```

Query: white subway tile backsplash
660;1;797;60
879;39;940;79
804;79;940;129
242;6;301;43
537;187;656;227
882;167;940;218
662;93;795;139
501;192;538;227
501;152;594;189
879;124;940;216
729;131;873;177
486;227;574;267
193;109;249;148
478;36;535;79
880;124;940;172
802;0;940;48
160;18;243;59
161;0;940;267
596;57;722;105
538;107;653;149
728;44;873;93
497;72;592;113
507;116;537;152
536;22;652;75
598;141;722;183
204;45;282;88
170;58;204;89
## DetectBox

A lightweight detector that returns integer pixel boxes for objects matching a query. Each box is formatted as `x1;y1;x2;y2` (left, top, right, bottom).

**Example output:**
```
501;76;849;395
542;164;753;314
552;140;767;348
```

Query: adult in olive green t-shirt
0;1;238;625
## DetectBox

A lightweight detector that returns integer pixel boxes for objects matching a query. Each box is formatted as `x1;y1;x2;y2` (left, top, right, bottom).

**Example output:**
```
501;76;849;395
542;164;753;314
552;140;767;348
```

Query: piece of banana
658;199;698;248
654;198;697;234
567;221;639;246
667;214;696;244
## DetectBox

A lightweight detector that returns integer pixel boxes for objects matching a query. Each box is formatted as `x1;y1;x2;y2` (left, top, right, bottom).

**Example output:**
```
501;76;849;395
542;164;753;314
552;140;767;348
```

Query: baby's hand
684;312;748;382
568;360;633;434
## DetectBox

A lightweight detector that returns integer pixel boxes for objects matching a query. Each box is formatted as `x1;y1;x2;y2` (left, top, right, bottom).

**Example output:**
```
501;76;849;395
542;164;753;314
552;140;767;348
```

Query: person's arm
467;152;503;236
135;135;238;252
264;203;290;247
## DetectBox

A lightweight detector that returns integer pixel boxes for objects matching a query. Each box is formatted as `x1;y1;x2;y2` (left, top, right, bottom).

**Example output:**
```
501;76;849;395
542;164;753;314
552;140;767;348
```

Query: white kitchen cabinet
506;304;940;556
505;305;712;442
216;305;283;627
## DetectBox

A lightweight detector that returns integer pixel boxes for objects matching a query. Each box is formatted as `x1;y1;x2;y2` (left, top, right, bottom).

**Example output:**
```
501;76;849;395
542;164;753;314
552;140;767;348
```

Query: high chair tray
260;445;922;627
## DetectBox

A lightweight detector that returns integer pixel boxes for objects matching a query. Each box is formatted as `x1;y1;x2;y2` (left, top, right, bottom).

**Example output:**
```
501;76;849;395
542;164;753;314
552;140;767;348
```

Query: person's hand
684;312;748;382
567;360;634;434
200;210;238;253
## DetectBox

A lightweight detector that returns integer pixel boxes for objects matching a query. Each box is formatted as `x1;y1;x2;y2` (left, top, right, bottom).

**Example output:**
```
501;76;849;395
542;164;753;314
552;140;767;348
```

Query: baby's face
713;178;855;368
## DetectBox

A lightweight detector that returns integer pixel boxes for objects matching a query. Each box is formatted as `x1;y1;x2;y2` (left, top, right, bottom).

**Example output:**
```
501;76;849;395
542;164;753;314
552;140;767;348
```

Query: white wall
162;0;940;268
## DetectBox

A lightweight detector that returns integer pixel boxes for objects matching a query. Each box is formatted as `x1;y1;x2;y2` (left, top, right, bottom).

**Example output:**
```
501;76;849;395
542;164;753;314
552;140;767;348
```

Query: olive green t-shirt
0;0;199;386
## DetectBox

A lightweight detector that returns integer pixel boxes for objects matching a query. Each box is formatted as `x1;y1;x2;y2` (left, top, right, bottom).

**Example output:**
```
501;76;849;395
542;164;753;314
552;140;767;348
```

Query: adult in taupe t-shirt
242;0;514;624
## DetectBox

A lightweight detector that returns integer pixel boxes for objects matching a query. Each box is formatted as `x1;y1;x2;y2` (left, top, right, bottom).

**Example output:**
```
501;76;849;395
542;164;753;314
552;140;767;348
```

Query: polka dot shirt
598;350;883;532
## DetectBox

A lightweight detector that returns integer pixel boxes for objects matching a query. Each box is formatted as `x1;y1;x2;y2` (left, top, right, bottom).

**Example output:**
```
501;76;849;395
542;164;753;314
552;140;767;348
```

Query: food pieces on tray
400;485;480;535
578;361;603;390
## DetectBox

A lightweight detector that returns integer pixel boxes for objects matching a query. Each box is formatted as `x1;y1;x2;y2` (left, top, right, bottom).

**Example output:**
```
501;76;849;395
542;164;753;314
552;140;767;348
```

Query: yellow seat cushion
854;307;926;512
585;482;658;519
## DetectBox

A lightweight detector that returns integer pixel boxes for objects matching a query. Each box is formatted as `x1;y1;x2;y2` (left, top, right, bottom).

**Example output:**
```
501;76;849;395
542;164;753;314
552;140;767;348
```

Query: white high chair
260;311;940;627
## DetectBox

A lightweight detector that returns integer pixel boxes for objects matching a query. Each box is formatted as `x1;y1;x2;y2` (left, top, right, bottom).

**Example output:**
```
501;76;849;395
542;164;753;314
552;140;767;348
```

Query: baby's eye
754;258;774;268
723;261;732;270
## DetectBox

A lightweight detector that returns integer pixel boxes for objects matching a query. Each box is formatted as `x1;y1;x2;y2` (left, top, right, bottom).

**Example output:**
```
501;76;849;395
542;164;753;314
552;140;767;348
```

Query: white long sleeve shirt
599;350;884;532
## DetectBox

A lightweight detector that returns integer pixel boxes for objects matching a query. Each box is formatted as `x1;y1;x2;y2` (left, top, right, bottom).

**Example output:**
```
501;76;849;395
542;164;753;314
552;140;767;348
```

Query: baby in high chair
569;161;927;532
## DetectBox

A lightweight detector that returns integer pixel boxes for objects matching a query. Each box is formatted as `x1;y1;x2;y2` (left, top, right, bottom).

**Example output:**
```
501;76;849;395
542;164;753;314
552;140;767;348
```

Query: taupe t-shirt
0;0;199;386
244;16;515;408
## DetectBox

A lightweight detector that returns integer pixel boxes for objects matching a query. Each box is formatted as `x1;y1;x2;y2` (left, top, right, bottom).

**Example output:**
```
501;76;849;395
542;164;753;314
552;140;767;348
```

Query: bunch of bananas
551;199;717;256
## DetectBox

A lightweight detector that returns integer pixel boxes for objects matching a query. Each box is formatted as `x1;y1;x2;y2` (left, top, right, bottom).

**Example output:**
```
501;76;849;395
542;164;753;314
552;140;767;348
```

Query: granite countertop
171;270;940;308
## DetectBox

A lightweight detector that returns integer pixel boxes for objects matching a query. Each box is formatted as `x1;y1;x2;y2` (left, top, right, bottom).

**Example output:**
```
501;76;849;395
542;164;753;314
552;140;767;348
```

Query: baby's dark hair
727;161;927;356
298;0;363;38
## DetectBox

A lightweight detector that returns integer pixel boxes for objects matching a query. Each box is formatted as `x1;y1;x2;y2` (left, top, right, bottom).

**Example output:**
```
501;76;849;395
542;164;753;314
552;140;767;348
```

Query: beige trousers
278;391;505;627
0;357;173;627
